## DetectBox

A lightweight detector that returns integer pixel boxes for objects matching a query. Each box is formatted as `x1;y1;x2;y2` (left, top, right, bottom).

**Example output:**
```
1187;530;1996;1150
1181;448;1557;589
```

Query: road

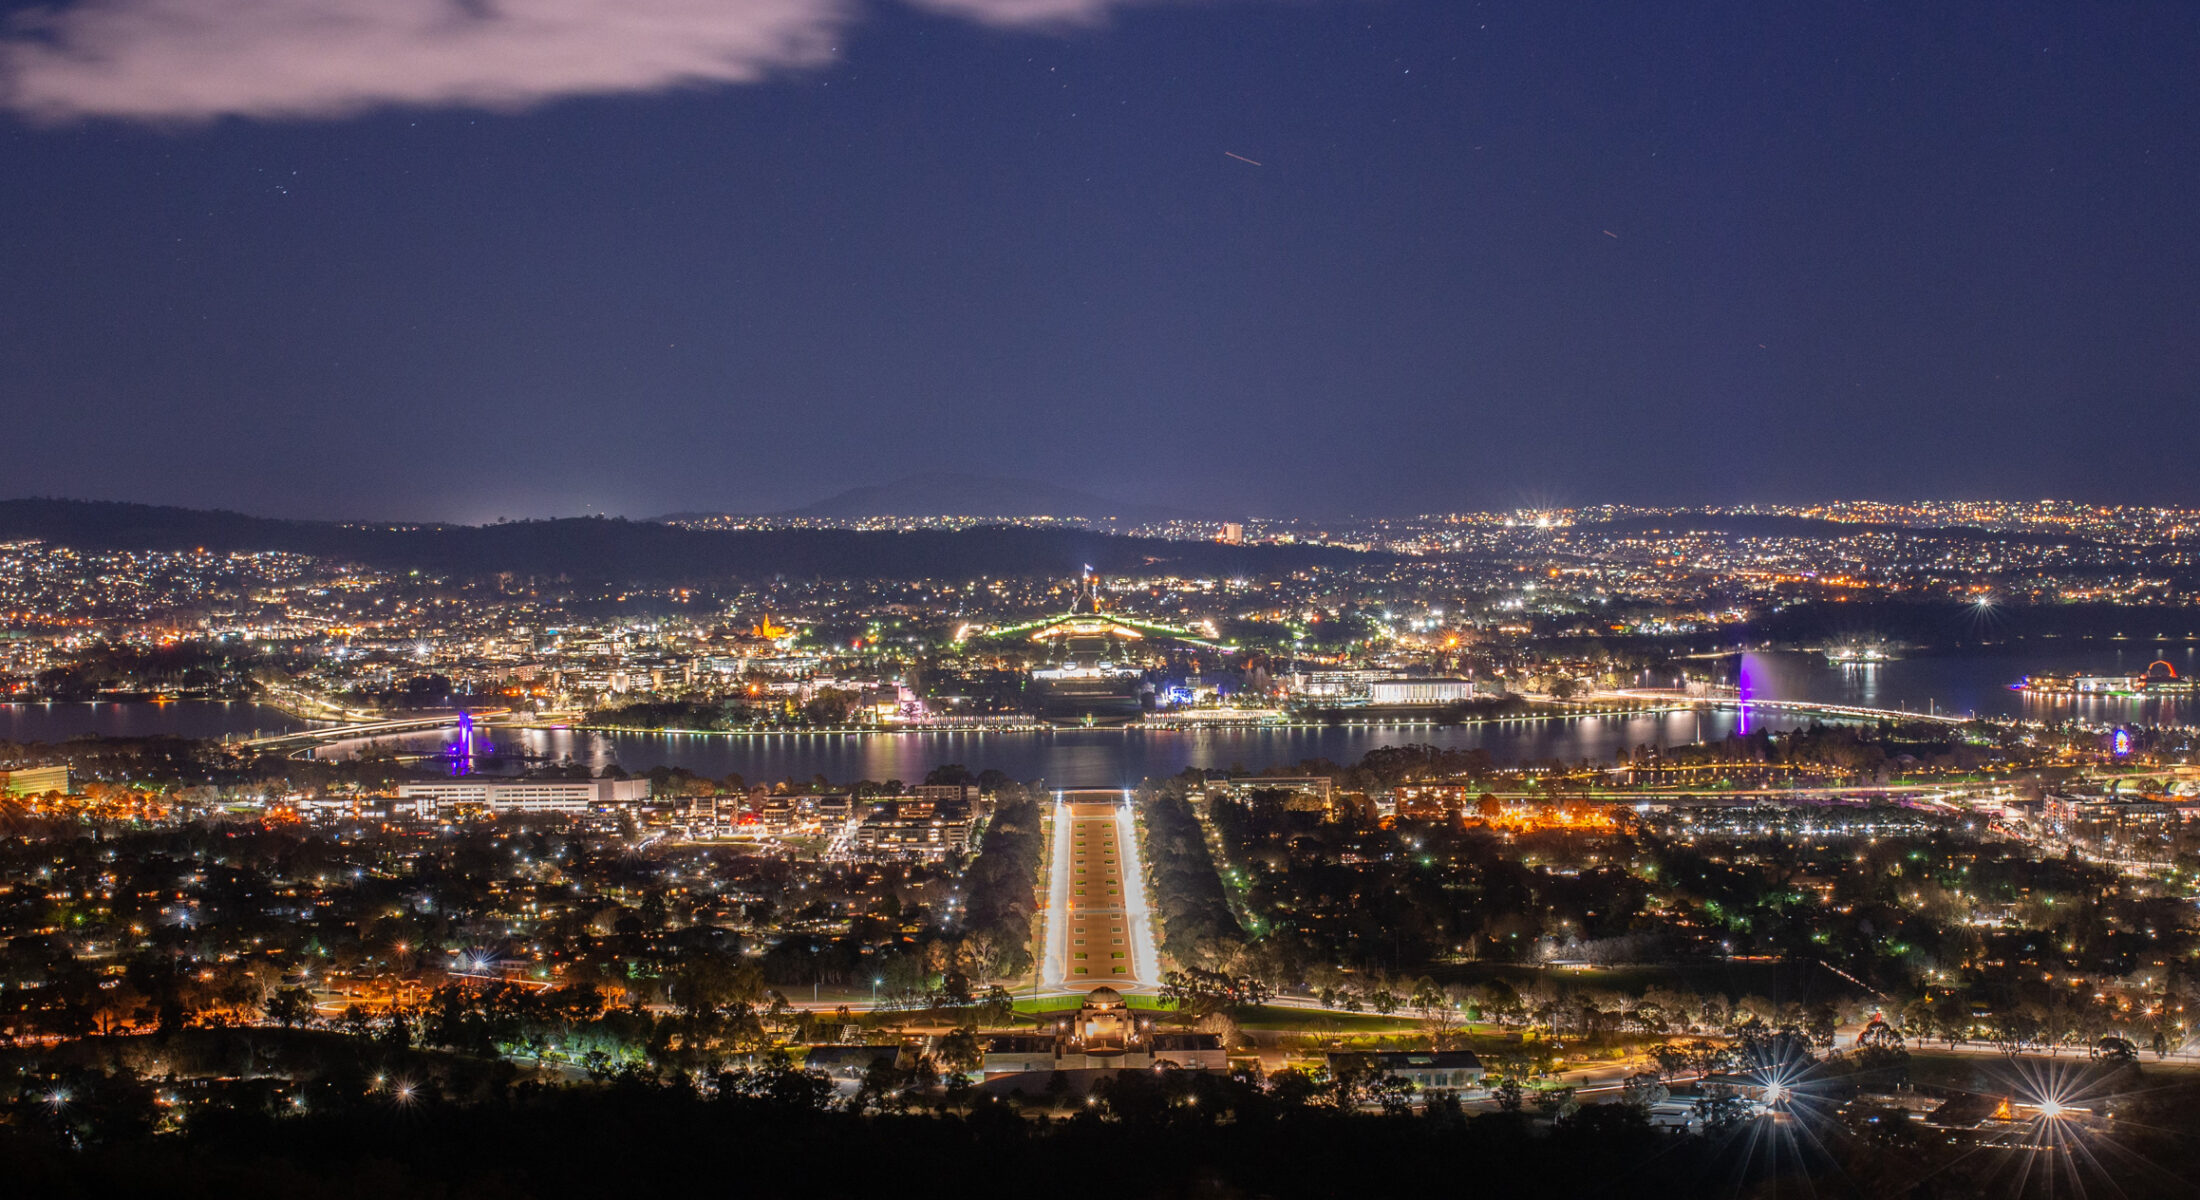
1040;790;1162;993
1834;1026;2200;1067
1598;689;1968;725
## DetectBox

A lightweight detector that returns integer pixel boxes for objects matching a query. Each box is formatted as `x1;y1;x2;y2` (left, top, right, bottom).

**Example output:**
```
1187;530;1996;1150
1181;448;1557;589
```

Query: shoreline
553;703;1713;739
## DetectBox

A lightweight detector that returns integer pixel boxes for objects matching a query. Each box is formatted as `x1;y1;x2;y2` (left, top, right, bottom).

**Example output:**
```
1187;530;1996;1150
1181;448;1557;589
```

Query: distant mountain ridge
673;472;1196;524
0;497;1360;583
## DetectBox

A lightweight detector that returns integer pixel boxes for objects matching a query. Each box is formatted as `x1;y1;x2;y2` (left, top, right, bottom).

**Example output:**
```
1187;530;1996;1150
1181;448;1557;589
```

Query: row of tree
13;1046;2197;1198
1136;782;1244;967
958;786;1044;979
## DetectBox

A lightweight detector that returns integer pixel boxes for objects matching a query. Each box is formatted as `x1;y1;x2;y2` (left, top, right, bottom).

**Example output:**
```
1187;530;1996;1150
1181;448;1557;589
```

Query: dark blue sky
2;1;2195;521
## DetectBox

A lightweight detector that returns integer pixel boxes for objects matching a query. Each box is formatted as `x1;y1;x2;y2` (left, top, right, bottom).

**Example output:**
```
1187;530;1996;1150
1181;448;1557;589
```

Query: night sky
2;1;2195;522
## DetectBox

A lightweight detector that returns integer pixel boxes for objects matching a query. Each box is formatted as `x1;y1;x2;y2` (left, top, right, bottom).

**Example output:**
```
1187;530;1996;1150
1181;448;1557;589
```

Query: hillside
777;472;1191;523
0;498;1363;583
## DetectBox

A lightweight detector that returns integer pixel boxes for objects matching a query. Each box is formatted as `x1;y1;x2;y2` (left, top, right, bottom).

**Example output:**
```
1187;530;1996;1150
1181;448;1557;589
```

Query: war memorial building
978;987;1226;1078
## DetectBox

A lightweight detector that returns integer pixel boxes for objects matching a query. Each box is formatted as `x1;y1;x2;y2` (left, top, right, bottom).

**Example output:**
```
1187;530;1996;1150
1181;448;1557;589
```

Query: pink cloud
904;0;1161;26
0;0;1220;123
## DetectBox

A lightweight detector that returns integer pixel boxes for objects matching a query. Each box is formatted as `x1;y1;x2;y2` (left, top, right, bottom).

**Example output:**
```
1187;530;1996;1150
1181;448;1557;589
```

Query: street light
872;977;882;1005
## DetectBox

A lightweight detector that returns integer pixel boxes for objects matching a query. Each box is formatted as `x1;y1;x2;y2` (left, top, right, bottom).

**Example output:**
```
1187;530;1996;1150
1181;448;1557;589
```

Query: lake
511;710;1774;787
0;700;307;744
8;639;2191;784
1715;640;2200;724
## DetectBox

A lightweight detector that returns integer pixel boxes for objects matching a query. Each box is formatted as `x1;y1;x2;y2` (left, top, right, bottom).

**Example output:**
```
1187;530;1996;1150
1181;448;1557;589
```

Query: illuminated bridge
1605;690;1967;726
1723;698;1967;724
225;709;509;754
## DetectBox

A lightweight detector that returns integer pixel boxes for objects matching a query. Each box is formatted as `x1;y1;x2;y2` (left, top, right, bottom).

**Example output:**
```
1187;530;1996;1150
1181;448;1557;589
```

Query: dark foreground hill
0;498;1369;582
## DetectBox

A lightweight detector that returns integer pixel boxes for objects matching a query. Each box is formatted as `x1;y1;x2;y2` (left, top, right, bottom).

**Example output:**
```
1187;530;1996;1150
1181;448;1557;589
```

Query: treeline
1211;744;1504;794
1640;722;1997;775
1138;784;1243;968
12;1058;2200;1200
30;642;264;700
585;699;754;730
959;788;1043;977
0;499;1379;584
1296;695;1541;729
0;735;242;786
0;1069;1727;1200
583;691;863;731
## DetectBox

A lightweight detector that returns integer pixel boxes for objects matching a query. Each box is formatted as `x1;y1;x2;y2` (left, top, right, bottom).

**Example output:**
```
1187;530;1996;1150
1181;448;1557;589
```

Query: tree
935;1027;984;1076
2092;1035;2138;1064
1557;1101;1651;1140
1266;1068;1319;1108
1421;1004;1465;1051
263;986;314;1029
935;970;974;1010
1409;976;1444;1012
977;985;1017;1028
853;1058;909;1113
670;951;762;1019
1858;1015;1905;1052
1492;1078;1525;1112
944;1071;975;1106
1368;1073;1417;1116
1804;1002;1840;1050
1692;1087;1752;1131
1620;1072;1669;1109
1853;1015;1910;1079
1533;1084;1578;1120
1158;968;1269;1019
718;1052;835;1111
1899;995;1937;1040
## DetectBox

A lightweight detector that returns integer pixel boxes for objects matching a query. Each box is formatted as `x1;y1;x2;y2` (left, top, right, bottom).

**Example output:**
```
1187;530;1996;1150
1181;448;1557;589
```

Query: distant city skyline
7;485;2200;533
4;1;2196;521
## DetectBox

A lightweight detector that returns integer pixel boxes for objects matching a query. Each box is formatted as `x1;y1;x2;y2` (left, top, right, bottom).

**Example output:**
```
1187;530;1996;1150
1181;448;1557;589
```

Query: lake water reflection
10;640;2192;784
516;710;1770;787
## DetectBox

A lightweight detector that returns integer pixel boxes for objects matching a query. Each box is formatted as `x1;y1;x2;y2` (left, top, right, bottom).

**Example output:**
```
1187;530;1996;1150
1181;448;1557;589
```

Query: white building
1367;678;1476;705
398;778;649;818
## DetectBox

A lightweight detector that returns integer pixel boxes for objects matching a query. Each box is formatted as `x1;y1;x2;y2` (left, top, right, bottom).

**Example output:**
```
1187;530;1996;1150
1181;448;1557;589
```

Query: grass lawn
1232;1006;1426;1034
1013;993;1172;1015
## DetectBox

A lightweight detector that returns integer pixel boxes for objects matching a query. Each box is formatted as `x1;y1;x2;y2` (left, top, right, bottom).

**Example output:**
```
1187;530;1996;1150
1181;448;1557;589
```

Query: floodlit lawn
1013;993;1170;1015
1231;1006;1426;1034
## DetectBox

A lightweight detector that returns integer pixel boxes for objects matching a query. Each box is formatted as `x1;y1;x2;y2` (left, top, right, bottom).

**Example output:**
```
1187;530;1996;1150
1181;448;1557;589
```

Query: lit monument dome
963;569;1233;653
971;982;1227;1079
1073;986;1138;1054
964;570;1234;725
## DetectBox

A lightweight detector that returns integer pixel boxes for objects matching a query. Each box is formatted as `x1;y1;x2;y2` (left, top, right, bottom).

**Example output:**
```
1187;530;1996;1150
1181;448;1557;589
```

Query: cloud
0;0;1186;123
903;0;1155;25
